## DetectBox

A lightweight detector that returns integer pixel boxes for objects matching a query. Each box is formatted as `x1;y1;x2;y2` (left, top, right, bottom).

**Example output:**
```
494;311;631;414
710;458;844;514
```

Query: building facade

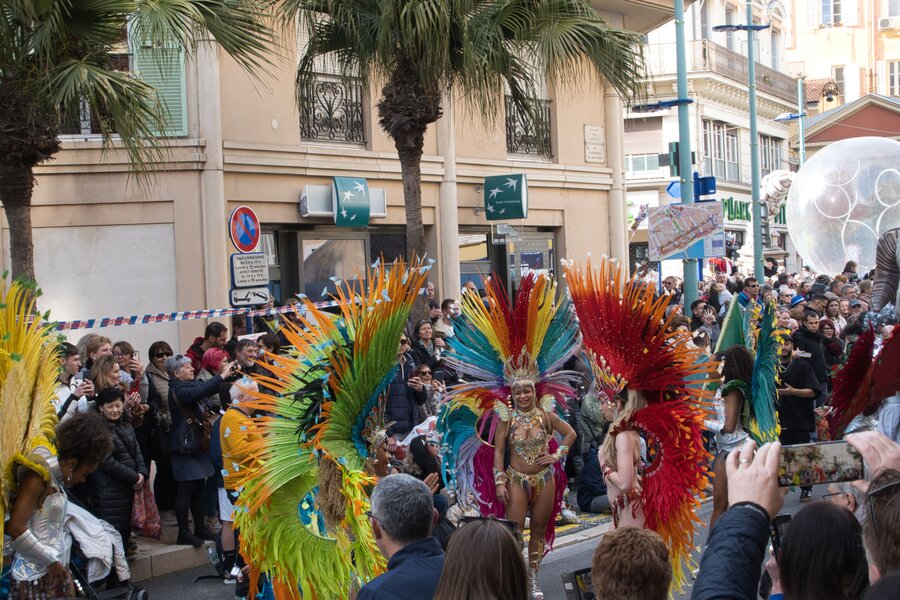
3;2;680;354
626;0;803;278
785;0;900;102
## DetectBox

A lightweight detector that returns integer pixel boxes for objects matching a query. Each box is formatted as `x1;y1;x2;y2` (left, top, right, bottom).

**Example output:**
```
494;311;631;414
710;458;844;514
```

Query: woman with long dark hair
768;502;869;600
705;345;754;527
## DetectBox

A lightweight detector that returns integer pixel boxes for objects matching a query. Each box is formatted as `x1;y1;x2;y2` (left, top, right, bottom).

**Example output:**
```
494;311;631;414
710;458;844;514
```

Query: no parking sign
229;206;261;253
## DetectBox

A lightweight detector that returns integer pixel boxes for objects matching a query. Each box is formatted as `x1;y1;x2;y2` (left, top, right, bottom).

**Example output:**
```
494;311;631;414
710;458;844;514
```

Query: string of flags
53;298;342;331
53;258;435;331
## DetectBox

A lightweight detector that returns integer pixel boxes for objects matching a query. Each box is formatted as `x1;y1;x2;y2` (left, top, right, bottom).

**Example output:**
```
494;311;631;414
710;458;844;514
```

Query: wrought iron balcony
299;73;366;144
646;40;798;104
505;95;552;158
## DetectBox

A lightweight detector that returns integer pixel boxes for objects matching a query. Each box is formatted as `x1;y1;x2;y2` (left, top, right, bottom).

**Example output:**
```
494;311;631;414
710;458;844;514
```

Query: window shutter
842;0;858;26
891;0;900;18
130;35;187;137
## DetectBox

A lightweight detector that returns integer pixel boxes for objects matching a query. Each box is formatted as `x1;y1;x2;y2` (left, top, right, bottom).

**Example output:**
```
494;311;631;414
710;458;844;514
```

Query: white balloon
786;137;900;275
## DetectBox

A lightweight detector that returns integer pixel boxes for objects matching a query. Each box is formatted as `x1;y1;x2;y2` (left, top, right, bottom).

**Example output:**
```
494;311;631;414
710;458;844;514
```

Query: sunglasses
155;351;174;358
399;339;410;345
419;370;432;376
457;516;519;536
866;480;900;529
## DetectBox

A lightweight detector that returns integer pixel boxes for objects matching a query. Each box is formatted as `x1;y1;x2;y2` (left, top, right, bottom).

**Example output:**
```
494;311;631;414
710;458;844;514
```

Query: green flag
715;300;746;354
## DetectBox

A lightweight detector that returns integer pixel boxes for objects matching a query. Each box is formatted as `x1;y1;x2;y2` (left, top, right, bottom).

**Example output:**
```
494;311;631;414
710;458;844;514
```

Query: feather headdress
0;280;60;543
232;258;428;600
438;271;580;549
562;257;716;593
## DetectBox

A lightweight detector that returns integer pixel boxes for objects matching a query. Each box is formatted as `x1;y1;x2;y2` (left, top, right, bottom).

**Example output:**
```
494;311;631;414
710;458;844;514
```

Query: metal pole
798;78;806;166
746;0;764;280
675;0;698;312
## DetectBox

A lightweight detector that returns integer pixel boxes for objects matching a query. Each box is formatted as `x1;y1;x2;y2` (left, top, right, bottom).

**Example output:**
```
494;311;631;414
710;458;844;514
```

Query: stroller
69;539;147;600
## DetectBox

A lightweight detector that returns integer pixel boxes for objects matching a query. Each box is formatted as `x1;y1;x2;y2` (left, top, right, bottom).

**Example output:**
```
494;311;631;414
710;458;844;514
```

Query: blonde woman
598;388;647;529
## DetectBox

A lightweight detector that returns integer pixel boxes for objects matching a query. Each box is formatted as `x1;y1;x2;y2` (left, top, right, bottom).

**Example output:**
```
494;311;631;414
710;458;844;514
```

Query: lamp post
674;0;698;312
714;1;770;281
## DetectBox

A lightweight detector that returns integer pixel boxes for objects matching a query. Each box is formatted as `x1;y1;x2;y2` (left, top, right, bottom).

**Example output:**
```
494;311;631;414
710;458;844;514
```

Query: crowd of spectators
18;270;900;600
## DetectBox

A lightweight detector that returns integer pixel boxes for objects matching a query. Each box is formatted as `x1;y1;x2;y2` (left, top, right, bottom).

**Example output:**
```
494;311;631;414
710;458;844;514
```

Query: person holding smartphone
54;342;95;421
776;337;821;502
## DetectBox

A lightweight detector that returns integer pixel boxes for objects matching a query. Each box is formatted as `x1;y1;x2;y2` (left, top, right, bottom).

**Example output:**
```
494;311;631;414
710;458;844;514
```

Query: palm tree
0;0;274;281
285;0;645;260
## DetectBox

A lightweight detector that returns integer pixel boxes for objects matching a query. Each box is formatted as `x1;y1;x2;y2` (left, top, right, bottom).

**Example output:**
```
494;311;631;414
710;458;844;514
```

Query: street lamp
713;1;770;281
775;78;807;166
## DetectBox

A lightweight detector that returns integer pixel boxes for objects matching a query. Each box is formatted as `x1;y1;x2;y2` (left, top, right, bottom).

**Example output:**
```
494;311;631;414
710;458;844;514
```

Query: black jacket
385;355;425;436
169;376;222;456
692;503;769;600
87;415;147;532
792;327;829;384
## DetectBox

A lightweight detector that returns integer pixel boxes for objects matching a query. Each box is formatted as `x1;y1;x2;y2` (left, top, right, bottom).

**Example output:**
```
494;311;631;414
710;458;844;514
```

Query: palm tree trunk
0;164;36;281
398;146;425;261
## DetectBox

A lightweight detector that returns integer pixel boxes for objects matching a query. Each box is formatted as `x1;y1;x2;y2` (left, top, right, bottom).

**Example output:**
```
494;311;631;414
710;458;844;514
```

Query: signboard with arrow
484;174;528;221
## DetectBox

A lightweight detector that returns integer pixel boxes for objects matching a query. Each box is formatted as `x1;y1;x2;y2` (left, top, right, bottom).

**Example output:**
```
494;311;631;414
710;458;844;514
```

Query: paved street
140;488;818;599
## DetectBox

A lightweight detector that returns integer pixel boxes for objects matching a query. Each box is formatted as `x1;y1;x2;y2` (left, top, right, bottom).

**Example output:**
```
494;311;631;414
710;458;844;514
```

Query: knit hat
790;295;807;308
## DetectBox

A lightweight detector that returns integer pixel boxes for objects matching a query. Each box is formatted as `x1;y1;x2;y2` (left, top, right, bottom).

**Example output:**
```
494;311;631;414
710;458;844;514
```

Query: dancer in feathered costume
1;280;114;599
562;258;717;593
439;272;579;599
230;258;429;600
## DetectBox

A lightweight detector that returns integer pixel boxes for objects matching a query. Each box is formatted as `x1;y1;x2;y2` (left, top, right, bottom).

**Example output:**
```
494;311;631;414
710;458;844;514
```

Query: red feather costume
563;258;716;592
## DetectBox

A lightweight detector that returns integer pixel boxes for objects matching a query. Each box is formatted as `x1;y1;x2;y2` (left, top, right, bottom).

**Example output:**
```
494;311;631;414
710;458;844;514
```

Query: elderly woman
166;354;236;547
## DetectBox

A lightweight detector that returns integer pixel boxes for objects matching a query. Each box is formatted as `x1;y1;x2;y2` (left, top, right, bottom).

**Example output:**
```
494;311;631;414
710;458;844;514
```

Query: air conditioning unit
880;16;900;30
298;184;388;218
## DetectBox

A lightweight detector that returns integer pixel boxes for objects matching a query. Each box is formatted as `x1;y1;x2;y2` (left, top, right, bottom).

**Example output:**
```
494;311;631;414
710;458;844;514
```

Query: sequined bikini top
508;408;550;465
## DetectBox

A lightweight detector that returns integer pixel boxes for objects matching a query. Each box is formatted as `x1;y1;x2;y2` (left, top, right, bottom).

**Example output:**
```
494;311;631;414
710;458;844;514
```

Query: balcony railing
646;40;797;104
505;95;552;158
299;73;366;144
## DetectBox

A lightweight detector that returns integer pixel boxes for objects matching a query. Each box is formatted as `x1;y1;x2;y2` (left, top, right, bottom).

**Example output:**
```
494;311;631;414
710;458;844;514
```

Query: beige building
3;2;681;354
785;0;900;100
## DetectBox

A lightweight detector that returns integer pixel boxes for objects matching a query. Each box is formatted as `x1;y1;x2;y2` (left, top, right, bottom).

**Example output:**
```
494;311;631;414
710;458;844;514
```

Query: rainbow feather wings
232;259;428;599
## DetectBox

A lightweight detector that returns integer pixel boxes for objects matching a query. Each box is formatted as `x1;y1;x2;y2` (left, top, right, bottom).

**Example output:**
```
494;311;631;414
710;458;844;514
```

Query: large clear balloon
787;136;900;275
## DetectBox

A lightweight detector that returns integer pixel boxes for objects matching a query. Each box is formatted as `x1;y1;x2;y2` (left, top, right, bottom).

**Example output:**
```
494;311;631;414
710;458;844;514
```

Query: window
702;120;740;182
625;154;661;174
760;136;783;176
890;61;900;96
833;66;845;98
725;7;736;50
700;2;711;39
59;28;186;137
821;0;842;26
300;237;368;302
890;0;900;18
770;29;780;70
297;22;365;144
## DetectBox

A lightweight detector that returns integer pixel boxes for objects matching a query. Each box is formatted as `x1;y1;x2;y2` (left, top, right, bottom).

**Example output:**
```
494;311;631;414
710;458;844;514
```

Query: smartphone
560;567;595;600
769;513;792;564
133;350;141;361
794;350;812;359
778;440;864;487
434;370;446;384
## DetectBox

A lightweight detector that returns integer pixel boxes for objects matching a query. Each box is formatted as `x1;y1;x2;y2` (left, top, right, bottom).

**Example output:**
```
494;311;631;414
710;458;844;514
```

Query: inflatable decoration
786;136;900;275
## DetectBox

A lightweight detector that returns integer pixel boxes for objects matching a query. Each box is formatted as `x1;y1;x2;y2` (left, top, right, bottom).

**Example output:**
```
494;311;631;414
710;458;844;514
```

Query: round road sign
229;206;261;253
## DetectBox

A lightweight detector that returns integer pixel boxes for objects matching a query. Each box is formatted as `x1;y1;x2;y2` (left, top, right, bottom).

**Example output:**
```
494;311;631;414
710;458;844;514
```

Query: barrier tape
53;298;344;331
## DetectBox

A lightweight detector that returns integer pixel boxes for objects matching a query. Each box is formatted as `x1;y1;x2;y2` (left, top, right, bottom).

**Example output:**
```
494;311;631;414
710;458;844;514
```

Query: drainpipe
437;94;460;297
605;90;627;262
